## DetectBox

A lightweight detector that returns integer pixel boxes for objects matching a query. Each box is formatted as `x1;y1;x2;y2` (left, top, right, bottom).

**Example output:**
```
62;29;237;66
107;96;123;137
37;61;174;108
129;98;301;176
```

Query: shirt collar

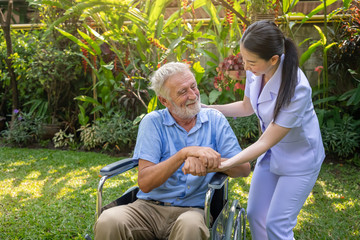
163;108;208;127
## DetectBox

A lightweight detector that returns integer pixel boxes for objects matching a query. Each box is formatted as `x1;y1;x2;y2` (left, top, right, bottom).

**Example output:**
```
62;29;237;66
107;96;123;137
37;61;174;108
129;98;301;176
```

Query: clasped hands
182;146;223;176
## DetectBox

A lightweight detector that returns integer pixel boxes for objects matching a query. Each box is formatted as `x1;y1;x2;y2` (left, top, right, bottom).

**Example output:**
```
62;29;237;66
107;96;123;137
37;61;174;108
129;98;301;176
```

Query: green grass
0;147;137;240
1;147;359;239
228;162;360;239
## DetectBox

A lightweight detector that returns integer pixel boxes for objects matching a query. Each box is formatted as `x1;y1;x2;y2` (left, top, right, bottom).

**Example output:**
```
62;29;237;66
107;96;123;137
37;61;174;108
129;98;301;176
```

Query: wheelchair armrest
100;158;139;177
96;158;139;220
208;172;228;189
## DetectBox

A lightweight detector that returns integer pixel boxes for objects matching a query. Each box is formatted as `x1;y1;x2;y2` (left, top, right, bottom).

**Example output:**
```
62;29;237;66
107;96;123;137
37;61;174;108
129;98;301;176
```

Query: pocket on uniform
270;139;316;175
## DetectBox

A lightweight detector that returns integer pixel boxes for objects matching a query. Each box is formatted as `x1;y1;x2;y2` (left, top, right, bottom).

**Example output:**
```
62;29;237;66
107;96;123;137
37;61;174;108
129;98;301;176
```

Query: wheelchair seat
85;158;246;240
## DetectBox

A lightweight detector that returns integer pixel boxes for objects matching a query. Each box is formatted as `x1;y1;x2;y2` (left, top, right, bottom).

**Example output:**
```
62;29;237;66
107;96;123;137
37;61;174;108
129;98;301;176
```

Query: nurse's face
240;43;279;79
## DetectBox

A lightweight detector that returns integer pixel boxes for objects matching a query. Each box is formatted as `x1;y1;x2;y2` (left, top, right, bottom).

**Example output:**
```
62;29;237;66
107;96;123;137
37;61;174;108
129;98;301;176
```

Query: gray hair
150;62;192;98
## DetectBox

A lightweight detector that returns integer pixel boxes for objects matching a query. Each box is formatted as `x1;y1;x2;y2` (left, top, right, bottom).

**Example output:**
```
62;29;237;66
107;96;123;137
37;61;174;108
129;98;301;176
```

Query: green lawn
0;147;359;239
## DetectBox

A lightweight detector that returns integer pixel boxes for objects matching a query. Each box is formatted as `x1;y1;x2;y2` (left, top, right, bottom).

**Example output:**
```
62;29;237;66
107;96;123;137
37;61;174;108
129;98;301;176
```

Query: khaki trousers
94;199;210;240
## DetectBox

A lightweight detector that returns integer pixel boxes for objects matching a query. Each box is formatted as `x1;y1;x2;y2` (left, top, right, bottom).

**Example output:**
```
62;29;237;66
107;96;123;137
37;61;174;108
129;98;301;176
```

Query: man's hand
182;157;206;176
182;146;221;170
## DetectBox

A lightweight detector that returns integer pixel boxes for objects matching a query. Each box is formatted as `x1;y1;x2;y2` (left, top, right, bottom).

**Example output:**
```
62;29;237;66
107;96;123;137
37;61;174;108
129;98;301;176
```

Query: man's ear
158;96;168;107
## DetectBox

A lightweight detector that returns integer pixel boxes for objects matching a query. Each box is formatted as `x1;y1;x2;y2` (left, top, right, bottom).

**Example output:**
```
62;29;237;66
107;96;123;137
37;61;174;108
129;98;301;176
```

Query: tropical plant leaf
147;96;158;113
200;93;209;105
148;0;171;33
155;15;164;39
55;27;95;55
90;105;105;114
74;95;101;106
301;0;338;24
313;96;337;106
299;40;321;67
193;61;205;84
313;25;326;45
203;0;220;31
209;89;222;104
283;0;300;14
343;0;352;8
324;42;338;54
77;29;102;55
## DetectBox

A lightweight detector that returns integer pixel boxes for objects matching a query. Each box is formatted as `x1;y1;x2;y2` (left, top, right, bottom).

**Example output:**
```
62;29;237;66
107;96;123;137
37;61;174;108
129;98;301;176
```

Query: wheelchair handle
100;158;139;177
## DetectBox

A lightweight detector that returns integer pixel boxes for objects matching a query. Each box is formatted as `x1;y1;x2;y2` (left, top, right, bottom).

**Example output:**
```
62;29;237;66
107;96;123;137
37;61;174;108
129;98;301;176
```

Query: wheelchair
85;158;247;240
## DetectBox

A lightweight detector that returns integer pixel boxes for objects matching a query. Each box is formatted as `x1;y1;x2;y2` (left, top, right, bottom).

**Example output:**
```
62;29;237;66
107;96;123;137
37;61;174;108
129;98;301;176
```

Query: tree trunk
0;0;19;122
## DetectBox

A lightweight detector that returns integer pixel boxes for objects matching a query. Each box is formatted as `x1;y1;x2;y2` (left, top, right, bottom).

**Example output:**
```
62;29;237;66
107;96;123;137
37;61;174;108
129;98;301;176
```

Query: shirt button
187;185;190;189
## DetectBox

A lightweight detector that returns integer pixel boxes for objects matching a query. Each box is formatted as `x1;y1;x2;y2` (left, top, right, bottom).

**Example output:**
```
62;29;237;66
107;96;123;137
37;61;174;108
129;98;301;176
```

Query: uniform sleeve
132;113;162;164
274;82;311;128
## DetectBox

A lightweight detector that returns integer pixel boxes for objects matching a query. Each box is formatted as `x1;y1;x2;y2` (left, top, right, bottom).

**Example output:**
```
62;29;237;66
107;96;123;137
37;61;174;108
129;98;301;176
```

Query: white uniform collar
257;54;284;104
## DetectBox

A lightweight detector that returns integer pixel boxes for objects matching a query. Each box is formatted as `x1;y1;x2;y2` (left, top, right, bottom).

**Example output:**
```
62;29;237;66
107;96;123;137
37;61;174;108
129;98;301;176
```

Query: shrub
0;110;43;146
26;41;83;124
321;114;360;161
52;128;75;149
227;114;259;148
77;113;139;153
77;124;98;150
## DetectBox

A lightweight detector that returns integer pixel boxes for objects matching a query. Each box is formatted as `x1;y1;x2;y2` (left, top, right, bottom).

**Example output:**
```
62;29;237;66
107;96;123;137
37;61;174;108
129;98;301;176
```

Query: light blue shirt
133;108;241;208
245;54;325;175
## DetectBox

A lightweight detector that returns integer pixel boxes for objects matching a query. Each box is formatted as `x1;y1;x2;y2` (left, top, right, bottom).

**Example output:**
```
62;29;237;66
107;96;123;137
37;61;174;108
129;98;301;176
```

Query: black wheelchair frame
85;158;246;240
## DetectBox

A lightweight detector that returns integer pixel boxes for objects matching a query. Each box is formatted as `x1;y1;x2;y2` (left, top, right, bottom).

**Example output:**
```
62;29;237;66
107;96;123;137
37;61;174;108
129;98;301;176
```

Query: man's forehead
167;71;195;85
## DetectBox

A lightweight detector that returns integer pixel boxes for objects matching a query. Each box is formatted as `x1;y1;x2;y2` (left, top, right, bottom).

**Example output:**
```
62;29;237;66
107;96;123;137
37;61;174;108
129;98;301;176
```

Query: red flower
182;59;193;65
234;82;245;91
314;66;323;74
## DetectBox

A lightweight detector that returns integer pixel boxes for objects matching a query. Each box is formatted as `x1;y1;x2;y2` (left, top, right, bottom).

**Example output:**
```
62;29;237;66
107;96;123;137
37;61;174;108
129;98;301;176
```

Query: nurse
203;20;325;239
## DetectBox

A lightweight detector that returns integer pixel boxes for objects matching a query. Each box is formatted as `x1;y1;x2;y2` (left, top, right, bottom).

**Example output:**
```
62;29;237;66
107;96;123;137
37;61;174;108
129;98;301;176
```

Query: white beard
170;97;201;119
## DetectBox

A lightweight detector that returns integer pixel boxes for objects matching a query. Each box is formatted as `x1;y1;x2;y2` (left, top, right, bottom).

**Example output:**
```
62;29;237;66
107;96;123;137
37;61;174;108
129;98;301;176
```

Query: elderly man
94;62;250;240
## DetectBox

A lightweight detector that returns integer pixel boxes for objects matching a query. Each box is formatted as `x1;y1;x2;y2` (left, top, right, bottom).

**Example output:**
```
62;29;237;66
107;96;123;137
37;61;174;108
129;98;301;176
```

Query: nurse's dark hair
241;20;298;121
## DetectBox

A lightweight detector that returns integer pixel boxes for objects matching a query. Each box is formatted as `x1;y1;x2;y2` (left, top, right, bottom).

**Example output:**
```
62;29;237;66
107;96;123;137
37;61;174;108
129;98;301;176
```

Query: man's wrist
179;147;189;162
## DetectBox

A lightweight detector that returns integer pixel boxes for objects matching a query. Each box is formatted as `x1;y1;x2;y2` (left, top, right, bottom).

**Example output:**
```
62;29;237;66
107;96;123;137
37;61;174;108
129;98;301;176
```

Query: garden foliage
0;0;359;162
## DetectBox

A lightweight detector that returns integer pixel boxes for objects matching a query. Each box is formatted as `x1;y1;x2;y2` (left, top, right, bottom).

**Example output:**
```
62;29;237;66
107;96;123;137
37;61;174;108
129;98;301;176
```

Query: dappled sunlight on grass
56;169;91;199
229;171;252;201
0;147;133;239
294;163;360;239
1;147;359;239
1;170;47;203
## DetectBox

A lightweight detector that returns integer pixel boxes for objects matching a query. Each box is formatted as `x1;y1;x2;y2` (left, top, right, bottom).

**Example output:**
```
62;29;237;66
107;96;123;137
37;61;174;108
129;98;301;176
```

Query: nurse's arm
219;122;291;170
202;96;254;118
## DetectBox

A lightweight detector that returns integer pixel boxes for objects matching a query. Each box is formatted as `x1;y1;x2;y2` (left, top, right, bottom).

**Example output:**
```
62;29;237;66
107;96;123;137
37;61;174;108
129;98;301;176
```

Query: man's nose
188;88;198;99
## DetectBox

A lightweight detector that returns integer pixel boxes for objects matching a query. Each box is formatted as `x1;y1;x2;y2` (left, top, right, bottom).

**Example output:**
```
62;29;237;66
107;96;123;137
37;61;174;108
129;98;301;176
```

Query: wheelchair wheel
224;200;246;240
233;205;246;240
